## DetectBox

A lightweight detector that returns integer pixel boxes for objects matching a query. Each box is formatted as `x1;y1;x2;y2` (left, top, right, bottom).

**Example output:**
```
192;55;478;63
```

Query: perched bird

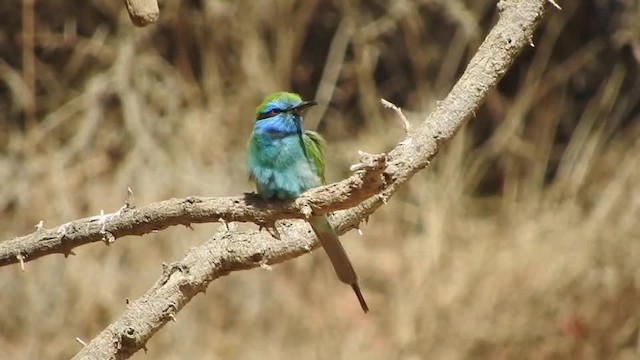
246;91;369;313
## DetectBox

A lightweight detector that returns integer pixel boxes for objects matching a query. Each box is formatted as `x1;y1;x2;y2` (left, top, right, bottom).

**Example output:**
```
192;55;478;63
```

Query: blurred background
1;0;639;359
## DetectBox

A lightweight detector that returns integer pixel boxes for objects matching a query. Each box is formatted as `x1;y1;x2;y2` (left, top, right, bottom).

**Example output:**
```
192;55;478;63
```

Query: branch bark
0;152;387;268
70;0;547;358
122;0;160;27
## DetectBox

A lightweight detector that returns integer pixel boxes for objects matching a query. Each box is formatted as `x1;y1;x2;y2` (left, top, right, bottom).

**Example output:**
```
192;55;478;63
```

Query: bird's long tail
309;215;369;313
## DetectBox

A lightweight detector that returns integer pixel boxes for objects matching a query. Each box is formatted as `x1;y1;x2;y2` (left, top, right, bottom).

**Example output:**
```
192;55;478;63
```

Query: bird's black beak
290;100;318;116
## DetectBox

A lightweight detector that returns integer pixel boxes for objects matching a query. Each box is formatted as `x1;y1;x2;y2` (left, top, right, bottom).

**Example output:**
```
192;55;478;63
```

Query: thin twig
380;98;411;133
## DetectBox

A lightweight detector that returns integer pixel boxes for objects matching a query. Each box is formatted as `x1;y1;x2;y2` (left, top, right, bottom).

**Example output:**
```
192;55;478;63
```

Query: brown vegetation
0;0;639;359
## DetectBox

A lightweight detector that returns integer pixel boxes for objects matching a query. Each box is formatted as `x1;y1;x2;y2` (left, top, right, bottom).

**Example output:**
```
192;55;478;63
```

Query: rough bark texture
58;0;547;358
122;0;159;27
0;153;387;267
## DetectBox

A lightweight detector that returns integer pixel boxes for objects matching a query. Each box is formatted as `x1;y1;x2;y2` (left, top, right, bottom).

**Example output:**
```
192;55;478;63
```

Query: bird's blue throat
253;114;302;141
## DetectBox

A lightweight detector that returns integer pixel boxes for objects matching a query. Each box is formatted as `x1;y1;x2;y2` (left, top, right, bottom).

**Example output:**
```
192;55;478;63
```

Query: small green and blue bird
246;91;369;313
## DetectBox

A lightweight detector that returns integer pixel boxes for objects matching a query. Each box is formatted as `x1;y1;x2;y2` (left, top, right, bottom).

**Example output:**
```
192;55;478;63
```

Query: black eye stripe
256;108;285;120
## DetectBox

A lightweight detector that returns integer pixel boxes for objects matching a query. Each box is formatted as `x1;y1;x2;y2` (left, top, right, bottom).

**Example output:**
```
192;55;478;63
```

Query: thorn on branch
125;187;135;209
110;187;136;216
266;226;281;240
380;98;411;133
34;220;44;231
219;218;230;231
258;221;281;240
219;219;237;232
63;249;77;258
75;337;87;347
259;261;273;271
547;0;562;10
357;228;363;236
16;254;25;271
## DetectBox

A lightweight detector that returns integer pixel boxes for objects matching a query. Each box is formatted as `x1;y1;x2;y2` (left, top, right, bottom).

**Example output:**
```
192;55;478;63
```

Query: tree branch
0;152;387;268
68;0;550;358
72;201;382;360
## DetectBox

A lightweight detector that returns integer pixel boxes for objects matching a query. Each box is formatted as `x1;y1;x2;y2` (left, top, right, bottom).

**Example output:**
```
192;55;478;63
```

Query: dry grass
1;0;639;359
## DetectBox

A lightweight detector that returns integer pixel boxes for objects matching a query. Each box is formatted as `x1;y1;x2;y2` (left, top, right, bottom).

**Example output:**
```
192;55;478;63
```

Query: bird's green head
255;91;317;122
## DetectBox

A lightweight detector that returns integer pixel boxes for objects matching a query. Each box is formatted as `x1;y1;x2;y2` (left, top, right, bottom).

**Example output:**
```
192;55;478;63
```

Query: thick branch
72;200;380;359
0;152;386;268
73;1;550;358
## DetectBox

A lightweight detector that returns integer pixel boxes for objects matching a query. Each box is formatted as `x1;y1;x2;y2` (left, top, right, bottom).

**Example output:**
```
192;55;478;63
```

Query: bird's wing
302;130;327;184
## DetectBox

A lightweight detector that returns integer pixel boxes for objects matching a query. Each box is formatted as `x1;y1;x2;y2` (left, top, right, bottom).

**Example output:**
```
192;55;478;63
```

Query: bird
246;91;369;313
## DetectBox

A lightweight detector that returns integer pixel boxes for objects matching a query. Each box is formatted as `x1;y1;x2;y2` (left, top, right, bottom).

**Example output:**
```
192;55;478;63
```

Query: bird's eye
256;108;282;120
